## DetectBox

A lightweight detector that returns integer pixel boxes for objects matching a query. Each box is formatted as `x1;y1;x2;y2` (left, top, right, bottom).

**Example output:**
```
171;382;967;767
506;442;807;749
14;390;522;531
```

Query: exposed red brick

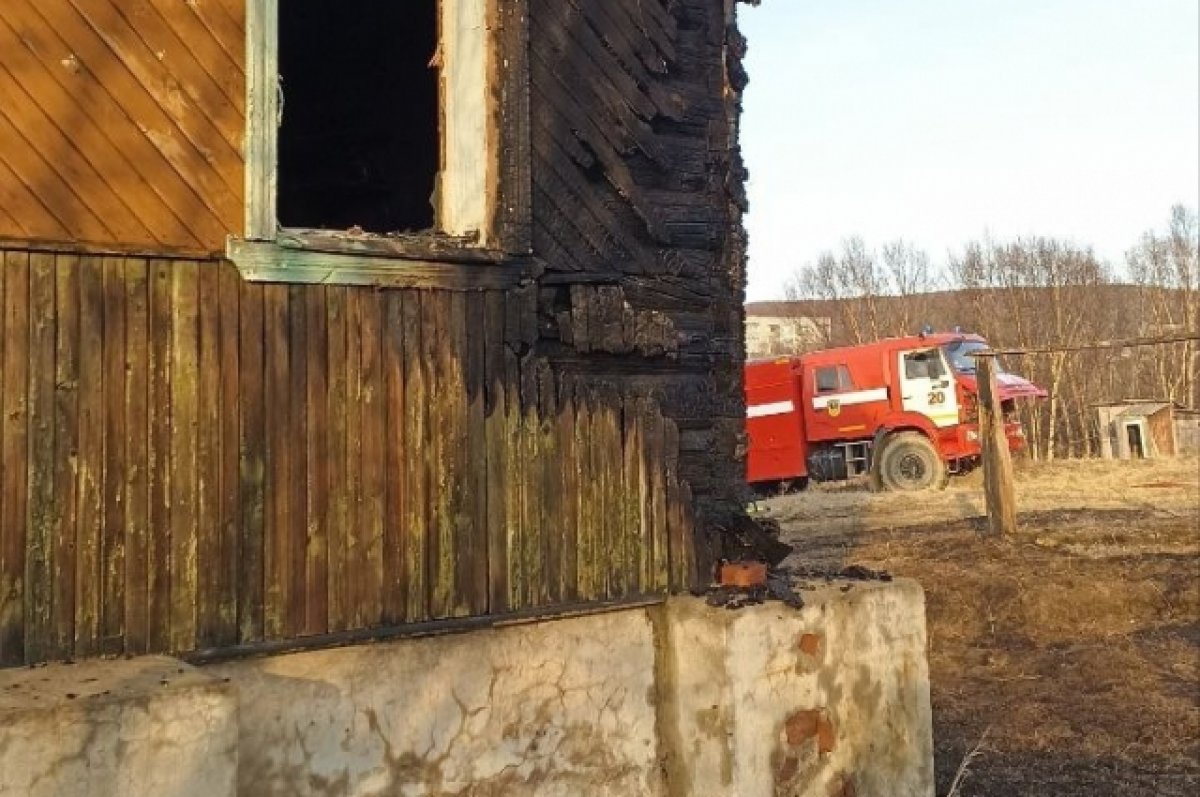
777;755;799;782
718;561;767;588
784;709;821;746
827;774;856;797
797;633;822;657
817;715;836;754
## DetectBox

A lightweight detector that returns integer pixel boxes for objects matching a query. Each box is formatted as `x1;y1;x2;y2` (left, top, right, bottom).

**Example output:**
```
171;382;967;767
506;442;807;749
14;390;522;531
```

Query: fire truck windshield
942;340;1006;374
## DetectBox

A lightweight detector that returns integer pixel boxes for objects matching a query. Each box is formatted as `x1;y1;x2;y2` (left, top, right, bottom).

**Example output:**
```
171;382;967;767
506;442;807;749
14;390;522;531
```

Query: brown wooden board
146;260;173;651
304;286;329;634
0;252;29;664
123;257;150;653
462;292;489;615
286;285;309;636
381;291;407;624
169;263;199;652
483;292;508;614
100;256;127;654
325;287;350;631
24;253;57;661
195;262;221;647
343;291;366;627
261;284;289;639
215;263;241;646
75;256;105;658
236;281;266;644
51;256;79;656
427;291;456;619
358;290;385;627
400;291;429;622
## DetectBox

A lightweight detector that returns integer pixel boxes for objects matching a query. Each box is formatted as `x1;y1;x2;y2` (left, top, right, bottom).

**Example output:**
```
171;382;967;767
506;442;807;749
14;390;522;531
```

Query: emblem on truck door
827;399;842;417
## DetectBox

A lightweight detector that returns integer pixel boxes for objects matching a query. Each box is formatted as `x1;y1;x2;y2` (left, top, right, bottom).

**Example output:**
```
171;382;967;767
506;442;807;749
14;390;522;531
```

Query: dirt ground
762;457;1200;797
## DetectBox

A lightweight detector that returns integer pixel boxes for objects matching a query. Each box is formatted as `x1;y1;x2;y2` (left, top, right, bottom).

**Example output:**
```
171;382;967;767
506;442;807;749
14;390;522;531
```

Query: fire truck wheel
877;432;946;492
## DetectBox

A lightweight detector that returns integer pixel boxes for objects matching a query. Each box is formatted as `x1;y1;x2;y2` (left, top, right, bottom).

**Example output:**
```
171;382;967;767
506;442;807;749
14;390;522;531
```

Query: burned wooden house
0;0;768;667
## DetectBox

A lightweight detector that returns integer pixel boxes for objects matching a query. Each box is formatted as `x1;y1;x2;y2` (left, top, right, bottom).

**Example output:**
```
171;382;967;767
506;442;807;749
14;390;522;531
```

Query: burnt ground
762;457;1200;796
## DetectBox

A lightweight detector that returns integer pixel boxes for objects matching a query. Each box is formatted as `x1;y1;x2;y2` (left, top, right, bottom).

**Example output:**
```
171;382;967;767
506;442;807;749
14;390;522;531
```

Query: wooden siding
529;0;758;565
0;0;243;252
0;248;694;666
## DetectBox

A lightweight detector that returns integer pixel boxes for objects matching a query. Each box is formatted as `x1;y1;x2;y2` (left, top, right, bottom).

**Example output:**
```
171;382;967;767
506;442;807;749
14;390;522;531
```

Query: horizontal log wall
0;249;693;666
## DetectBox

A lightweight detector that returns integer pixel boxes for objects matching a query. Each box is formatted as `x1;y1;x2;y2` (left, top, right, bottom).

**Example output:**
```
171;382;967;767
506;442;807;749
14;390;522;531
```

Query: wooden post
976;353;1017;536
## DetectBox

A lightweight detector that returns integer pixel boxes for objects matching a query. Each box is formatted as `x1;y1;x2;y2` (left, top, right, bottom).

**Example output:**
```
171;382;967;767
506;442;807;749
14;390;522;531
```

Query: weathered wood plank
304;286;330;634
146;261;173;651
215;263;241;646
557;378;579;602
24;253;57;661
325;287;350;631
400;291;429;622
538;361;559;606
463;292;489;615
51;256;79;657
169;263;200;652
483;292;509;614
381;291;407;624
427;291;457;619
343;291;366;626
195;262;221;647
123;258;150;654
646;401;670;593
237;281;266;644
286;285;308;636
622;397;643;596
262;284;289;639
99;257;128;654
504;350;525;609
0;252;29;665
359;290;386;627
74;256;105;658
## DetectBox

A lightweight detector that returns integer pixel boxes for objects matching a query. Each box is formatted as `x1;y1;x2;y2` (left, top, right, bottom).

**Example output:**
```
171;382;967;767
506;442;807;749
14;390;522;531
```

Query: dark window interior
278;1;440;233
905;350;946;380
815;367;839;393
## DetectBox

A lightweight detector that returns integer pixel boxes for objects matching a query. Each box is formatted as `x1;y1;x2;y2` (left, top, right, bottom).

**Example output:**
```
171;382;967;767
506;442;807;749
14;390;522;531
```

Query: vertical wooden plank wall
0;251;693;665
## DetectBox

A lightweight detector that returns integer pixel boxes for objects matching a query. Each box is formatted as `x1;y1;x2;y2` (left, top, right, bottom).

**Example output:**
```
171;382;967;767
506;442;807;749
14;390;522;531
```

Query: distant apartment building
744;310;831;359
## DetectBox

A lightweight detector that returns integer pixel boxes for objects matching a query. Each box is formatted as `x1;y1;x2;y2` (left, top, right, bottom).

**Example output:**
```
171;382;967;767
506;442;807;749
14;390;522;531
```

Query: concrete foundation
0;656;237;797
0;581;933;797
658;581;934;797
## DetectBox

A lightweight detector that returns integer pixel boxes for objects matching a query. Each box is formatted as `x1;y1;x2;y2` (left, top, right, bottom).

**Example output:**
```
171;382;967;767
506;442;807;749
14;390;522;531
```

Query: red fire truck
744;333;1046;492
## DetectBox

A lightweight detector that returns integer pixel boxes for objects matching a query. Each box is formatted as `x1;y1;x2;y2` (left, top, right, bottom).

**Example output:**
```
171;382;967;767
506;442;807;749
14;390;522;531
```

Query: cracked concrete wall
210;610;665;797
659;581;935;797
0;657;237;797
0;583;933;797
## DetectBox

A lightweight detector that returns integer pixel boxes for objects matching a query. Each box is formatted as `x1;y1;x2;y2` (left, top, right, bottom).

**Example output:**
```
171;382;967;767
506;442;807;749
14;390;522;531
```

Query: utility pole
975;353;1017;536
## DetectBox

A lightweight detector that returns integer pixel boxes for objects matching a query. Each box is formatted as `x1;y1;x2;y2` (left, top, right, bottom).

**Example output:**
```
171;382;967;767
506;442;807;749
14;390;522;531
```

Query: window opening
278;0;439;233
904;350;946;380
815;365;853;393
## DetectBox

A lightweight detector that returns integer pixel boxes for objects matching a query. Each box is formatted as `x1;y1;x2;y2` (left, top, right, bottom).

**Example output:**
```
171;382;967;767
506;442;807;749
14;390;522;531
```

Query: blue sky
738;0;1200;300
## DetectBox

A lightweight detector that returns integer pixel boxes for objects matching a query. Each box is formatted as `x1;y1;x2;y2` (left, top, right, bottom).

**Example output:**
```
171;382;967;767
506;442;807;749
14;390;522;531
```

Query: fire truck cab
745;333;1046;492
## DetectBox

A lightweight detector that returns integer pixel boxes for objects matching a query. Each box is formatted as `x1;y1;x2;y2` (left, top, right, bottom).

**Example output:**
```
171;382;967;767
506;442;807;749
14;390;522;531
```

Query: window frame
233;0;532;287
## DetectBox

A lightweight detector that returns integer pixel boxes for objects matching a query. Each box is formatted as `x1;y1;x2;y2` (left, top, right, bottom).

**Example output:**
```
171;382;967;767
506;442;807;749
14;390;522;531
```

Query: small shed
1094;401;1199;459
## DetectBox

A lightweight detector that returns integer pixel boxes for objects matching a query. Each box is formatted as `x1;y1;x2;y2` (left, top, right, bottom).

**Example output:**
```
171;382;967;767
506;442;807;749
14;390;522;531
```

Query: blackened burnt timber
530;0;785;570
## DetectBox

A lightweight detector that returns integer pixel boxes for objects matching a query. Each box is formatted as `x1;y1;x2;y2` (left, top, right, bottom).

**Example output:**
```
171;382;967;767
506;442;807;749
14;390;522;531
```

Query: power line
974;332;1200;357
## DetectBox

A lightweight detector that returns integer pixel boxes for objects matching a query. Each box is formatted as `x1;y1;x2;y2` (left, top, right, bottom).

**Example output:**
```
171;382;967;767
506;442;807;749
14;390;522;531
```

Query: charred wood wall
529;0;755;566
0;249;696;666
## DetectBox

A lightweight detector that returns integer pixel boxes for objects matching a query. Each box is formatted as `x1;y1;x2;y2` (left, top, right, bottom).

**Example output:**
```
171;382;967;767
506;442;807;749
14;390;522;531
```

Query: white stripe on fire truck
811;387;888;410
746;400;795;418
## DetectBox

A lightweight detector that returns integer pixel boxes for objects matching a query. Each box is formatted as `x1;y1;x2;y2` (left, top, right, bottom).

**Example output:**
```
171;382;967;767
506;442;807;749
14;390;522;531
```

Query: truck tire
876;432;947;492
